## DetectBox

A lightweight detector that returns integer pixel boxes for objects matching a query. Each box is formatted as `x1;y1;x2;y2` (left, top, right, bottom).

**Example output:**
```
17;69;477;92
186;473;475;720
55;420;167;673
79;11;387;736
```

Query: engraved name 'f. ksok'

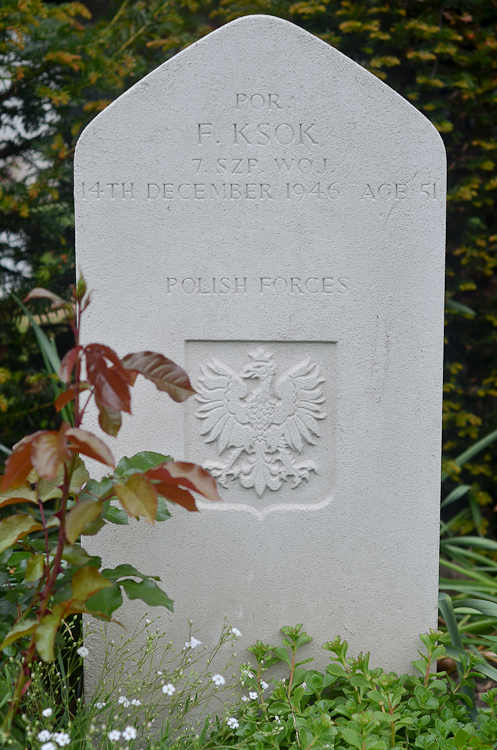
195;348;326;497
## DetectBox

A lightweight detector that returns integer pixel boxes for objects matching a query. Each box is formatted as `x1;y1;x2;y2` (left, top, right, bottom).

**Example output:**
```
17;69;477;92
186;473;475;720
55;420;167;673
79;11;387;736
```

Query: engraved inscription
164;276;349;296
196;348;326;497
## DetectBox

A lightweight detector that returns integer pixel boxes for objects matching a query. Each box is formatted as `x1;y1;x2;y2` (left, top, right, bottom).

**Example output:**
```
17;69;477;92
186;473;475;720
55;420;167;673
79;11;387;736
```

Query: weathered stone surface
75;15;446;674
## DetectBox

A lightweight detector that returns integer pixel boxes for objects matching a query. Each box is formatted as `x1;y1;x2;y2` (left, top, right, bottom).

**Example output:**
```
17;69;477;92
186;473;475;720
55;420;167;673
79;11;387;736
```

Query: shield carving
185;340;336;520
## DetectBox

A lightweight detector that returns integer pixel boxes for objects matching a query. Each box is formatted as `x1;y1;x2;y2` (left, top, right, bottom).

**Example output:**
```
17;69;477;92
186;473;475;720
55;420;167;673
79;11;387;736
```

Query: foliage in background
0;0;211;450
0;280;221;739
3;0;497;538
2;616;240;750
174;625;497;750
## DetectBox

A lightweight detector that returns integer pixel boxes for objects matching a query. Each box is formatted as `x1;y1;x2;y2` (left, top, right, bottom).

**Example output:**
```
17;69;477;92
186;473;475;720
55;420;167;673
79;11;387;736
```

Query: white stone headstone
75;15;446;674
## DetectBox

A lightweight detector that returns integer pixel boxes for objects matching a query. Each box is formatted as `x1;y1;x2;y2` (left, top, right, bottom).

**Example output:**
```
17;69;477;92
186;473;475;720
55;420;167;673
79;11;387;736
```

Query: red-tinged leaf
31;430;70;481
114;474;157;524
96;398;122;437
0;619;38;651
121;351;195;403
146;462;221;502
24;287;66;306
1;434;41;491
59;345;82;382
150;481;198;512
55;383;90;412
0;483;37;508
85;343;131;413
66;428;115;468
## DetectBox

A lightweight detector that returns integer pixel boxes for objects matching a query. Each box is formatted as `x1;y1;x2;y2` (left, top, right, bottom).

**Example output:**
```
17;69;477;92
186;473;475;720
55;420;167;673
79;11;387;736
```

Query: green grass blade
438;593;476;718
11;293;61;376
441;485;471;508
442;428;497;482
0;443;12;456
440;536;497;551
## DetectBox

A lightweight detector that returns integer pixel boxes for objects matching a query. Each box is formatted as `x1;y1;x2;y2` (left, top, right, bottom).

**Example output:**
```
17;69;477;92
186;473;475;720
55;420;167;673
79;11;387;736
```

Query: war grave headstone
75;15;446;676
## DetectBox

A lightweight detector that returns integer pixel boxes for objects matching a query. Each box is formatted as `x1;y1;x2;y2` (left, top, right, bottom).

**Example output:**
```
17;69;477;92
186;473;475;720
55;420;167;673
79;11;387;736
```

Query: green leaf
62;544;99;567
350;674;371;688
36;604;64;661
326;663;347;677
0;619;37;650
0;515;43;554
272;646;292;667
341;728;362;749
446;298;476;317
115;451;172;478
71;566;113;602
453;729;470;749
121;578;173;610
442;428;497;482
66;499;103;543
441;485;471;507
440;536;497;551
456;598;497;617
25;554;45;582
102;503;128;525
86;584;123;618
155;496;171;522
81;517;106;536
102;564;160;581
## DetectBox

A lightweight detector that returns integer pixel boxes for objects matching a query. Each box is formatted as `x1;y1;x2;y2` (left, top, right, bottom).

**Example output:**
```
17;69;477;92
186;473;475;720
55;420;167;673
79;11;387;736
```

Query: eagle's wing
195;358;251;452
269;358;326;452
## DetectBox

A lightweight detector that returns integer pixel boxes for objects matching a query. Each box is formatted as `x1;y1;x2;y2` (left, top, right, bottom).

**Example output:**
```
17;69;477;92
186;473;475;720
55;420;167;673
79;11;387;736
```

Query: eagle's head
243;348;276;379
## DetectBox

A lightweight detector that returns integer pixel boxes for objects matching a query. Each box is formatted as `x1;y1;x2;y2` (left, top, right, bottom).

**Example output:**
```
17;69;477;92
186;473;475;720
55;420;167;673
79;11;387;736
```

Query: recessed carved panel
185;340;336;519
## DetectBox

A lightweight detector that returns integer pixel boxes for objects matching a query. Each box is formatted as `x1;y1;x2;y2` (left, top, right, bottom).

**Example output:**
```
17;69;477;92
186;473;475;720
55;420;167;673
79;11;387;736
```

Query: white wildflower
230;627;242;637
42;708;53;717
122;726;137;740
38;730;52;742
184;637;202;649
156;670;163;676
162;683;176;696
249;691;258;700
227;718;239;729
302;682;308;691
118;696;131;708
145;619;151;625
261;680;269;690
41;743;57;750
241;695;249;702
242;670;254;679
77;646;89;659
131;699;141;706
275;716;282;724
108;729;121;741
95;702;106;709
53;732;71;746
212;674;226;687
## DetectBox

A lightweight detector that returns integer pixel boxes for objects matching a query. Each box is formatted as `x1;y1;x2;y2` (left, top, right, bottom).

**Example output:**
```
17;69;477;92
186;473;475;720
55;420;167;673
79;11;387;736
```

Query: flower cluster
227;717;239;729
184;636;202;649
230;627;242;637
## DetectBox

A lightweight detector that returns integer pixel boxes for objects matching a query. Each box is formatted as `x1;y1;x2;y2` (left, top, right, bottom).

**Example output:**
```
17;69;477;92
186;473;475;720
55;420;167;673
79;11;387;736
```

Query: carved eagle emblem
195;347;327;497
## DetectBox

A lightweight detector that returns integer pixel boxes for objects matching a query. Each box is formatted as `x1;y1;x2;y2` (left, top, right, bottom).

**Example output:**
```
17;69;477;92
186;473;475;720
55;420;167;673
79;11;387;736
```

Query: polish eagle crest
195;348;327;497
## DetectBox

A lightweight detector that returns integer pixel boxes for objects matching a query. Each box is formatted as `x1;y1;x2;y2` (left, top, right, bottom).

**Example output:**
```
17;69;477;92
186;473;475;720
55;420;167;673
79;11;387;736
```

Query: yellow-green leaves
71;566;112;602
0;515;43;554
36;605;64;662
65;499;103;543
0;620;38;651
114;474;157;524
25;554;45;582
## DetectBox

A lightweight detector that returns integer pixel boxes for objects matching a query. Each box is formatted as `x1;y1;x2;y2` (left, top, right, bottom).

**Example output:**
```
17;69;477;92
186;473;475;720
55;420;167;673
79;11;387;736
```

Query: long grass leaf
438;594;476;718
441;536;497;551
442;545;497;569
0;442;12;456
441;485;471;508
11;293;61;376
442;428;497;482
